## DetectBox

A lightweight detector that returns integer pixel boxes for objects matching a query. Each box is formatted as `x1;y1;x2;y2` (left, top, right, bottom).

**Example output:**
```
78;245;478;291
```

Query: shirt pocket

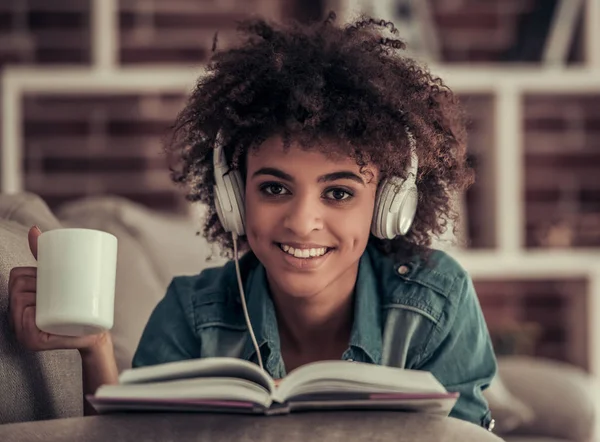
387;282;447;326
191;291;246;330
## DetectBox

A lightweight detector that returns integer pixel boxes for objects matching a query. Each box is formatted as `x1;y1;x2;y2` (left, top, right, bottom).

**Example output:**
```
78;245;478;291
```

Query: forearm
79;333;119;416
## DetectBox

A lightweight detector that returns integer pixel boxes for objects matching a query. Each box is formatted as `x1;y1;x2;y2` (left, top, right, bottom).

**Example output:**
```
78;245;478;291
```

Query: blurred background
0;0;599;376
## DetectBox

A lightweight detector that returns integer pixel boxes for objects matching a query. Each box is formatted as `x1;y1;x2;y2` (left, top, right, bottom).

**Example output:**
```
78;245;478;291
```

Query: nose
282;192;324;237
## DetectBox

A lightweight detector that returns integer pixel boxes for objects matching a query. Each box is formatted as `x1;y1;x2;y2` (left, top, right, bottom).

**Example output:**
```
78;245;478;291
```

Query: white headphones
212;129;418;240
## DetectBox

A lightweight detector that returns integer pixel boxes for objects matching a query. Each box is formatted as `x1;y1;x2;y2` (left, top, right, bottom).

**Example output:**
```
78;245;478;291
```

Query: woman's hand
8;226;120;415
8;226;110;353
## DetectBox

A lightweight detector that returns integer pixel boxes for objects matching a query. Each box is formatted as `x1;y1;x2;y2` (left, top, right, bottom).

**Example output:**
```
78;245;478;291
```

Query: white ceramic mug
36;228;118;337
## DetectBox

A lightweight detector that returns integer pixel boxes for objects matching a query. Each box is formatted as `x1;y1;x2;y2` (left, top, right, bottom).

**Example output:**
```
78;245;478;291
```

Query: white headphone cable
232;232;265;372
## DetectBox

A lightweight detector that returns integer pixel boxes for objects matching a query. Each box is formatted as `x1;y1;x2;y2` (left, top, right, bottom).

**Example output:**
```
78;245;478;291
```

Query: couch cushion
0;192;62;232
0;194;83;424
498;356;597;442
112;201;226;286
484;372;535;434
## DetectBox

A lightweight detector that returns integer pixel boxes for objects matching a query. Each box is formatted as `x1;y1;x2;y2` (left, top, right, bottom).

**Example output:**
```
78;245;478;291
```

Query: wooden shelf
449;249;600;278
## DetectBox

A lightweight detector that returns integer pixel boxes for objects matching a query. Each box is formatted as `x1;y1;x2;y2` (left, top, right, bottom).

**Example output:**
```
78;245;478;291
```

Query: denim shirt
133;242;497;429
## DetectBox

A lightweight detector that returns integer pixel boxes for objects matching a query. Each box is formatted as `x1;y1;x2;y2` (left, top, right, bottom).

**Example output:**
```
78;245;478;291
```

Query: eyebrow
251;167;365;185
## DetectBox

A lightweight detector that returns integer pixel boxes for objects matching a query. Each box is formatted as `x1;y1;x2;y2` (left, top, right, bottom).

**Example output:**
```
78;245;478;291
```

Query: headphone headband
405;127;418;184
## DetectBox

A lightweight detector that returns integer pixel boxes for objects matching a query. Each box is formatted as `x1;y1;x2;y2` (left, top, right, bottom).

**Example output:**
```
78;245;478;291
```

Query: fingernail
33;225;42;233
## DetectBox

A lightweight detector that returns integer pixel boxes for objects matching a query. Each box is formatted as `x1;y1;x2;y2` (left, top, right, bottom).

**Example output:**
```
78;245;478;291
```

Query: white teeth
279;244;328;259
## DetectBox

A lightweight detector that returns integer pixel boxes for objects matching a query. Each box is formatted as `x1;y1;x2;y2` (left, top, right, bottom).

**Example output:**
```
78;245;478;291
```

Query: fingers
8;267;36;294
20;305;99;351
14;304;39;350
10;291;36;339
9;273;36;294
8;267;36;333
20;305;40;349
8;280;36;332
28;225;41;260
8;265;38;347
42;332;100;351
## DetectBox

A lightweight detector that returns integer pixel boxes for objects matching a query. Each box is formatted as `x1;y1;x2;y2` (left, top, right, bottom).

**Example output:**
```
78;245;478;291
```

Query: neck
267;263;359;357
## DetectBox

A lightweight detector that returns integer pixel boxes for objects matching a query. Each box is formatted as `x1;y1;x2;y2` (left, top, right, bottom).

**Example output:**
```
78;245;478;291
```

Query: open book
88;357;459;416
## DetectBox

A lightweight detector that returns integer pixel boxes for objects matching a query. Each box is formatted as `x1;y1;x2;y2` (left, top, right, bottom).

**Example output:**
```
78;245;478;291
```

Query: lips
275;242;333;270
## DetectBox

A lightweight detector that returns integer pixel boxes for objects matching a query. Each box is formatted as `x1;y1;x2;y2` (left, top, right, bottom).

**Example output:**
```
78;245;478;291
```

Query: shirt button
397;265;410;275
487;418;495;432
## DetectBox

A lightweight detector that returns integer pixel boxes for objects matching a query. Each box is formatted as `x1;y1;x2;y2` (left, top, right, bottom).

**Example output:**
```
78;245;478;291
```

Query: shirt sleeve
414;272;497;430
132;278;201;368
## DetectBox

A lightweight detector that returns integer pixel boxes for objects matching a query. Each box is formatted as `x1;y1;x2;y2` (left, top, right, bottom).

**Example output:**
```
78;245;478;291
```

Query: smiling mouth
277;243;333;259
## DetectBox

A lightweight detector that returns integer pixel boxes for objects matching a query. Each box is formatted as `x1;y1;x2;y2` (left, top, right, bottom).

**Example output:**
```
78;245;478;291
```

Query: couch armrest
0;196;83;424
0;412;504;442
498;356;598;441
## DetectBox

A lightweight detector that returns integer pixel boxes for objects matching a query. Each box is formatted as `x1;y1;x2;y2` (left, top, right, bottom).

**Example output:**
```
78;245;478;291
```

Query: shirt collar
239;248;384;372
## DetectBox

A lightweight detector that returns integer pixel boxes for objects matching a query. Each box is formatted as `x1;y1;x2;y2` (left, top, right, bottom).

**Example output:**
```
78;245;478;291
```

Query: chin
269;273;328;299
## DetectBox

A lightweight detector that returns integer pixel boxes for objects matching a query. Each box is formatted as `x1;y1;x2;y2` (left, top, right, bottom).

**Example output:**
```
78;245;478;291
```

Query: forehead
247;135;377;178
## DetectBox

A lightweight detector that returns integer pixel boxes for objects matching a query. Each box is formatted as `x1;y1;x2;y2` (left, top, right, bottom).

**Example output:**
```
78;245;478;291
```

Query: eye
324;188;353;201
260;183;290;196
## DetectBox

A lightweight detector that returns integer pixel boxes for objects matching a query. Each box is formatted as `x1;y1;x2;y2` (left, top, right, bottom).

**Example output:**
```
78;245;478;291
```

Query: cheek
244;192;274;243
334;210;372;238
328;202;375;246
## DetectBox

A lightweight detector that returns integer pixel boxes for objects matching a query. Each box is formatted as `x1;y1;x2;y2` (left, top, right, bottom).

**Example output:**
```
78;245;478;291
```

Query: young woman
8;13;496;429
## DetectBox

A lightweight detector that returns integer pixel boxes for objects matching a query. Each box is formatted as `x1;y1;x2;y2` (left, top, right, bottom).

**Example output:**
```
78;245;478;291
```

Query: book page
275;361;447;402
119;357;275;392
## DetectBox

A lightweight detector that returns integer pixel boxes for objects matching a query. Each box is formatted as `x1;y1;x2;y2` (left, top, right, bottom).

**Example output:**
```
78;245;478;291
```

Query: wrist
79;332;113;361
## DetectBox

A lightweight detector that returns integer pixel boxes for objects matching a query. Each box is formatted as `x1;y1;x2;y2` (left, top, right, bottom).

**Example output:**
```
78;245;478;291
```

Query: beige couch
0;192;597;441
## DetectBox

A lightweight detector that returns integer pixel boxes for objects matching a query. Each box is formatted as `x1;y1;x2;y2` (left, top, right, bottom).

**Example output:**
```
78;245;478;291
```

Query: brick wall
118;0;282;64
429;0;583;63
460;91;600;250
430;0;537;62
23;92;187;211
0;0;92;65
524;94;600;248
476;278;589;370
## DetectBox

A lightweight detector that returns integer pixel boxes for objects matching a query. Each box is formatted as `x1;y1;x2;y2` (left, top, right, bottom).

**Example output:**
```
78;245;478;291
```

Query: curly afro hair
166;12;474;261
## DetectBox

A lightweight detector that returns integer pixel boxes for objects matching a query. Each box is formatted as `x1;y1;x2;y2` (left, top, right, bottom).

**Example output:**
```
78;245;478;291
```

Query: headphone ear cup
371;178;394;239
395;184;418;236
371;177;418;239
214;169;246;236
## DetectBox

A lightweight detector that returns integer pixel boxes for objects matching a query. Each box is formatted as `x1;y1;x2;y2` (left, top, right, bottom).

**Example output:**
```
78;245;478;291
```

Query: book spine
264;402;291;416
